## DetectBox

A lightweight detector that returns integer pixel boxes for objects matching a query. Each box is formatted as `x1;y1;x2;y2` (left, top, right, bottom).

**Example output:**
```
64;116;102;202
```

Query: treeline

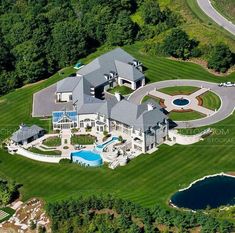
0;179;19;206
46;195;233;233
0;0;180;96
144;28;235;73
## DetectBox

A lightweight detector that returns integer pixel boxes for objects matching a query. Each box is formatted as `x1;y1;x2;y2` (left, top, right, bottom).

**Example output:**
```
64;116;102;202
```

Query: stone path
128;80;235;128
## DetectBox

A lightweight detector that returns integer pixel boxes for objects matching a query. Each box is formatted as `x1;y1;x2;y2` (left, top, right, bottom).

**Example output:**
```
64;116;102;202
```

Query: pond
170;174;235;210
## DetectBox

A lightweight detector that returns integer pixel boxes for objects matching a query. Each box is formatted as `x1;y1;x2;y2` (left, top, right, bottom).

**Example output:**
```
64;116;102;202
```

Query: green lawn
107;85;133;95
200;91;221;111
141;95;161;104
211;0;235;24
29;147;61;156
42;136;61;147
0;44;235;210
158;86;199;96
0;67;75;143
169;111;206;121
0;113;235;208
71;134;96;145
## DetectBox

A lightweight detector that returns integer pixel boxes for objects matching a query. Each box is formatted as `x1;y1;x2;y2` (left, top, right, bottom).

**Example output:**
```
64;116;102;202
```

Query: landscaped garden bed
42;136;61;147
71;134;96;145
29;147;61;156
107;85;133;95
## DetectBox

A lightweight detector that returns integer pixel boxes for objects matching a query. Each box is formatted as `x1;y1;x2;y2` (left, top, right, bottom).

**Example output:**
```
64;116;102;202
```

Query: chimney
147;103;154;111
115;92;121;102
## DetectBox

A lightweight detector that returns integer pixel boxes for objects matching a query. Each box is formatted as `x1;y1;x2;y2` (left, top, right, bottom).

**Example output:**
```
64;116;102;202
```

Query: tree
140;0;162;25
52;20;88;67
13;40;47;84
106;11;137;46
207;43;233;73
163;28;198;59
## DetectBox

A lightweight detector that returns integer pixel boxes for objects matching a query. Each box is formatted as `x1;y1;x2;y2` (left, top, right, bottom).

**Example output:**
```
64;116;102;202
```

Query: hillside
212;0;235;24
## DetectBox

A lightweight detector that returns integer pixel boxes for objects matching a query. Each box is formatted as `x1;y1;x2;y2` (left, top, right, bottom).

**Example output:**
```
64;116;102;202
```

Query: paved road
128;80;235;128
197;0;235;36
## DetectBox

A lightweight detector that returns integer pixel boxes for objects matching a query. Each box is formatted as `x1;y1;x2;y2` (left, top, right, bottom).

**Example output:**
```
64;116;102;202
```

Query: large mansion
34;48;169;153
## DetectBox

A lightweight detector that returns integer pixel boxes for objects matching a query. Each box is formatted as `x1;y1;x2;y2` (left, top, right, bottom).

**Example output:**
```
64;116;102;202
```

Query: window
69;95;72;101
80;122;84;128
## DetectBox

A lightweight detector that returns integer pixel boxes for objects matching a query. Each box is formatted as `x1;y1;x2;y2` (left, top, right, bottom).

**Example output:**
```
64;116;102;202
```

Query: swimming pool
71;150;102;167
95;136;119;152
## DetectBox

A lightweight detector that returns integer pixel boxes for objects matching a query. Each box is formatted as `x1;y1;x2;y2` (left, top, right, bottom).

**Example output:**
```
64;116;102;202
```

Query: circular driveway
128;80;235;128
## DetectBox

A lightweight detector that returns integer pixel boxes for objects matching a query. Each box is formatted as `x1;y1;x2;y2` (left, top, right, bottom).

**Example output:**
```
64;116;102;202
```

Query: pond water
171;175;235;210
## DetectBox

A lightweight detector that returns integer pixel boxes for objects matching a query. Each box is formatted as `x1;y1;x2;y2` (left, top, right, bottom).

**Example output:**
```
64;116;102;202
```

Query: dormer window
109;71;117;79
104;74;110;80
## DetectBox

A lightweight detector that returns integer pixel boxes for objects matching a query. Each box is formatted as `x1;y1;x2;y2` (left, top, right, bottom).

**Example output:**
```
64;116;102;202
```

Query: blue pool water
171;175;235;210
71;150;102;167
173;98;189;106
95;136;119;151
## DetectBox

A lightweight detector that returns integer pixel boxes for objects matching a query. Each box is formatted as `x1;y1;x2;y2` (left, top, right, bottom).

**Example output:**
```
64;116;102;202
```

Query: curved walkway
197;0;235;36
128;80;235;128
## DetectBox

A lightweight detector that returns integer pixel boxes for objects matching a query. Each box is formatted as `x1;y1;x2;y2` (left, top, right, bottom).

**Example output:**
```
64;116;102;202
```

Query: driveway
128;80;235;128
197;0;235;36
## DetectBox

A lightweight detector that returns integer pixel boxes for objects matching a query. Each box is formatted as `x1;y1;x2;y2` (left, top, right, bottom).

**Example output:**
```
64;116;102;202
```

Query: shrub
207;43;233;72
59;159;71;164
118;136;123;143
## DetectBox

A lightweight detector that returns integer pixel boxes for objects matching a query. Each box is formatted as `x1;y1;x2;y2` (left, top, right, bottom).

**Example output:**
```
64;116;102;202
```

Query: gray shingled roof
110;100;167;131
57;76;81;93
115;60;144;82
11;125;44;143
76;47;143;85
53;48;167;131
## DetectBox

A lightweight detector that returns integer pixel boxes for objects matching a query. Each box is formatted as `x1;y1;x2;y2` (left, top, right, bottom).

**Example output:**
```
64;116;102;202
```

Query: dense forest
0;0;234;96
0;0;179;96
47;195;233;233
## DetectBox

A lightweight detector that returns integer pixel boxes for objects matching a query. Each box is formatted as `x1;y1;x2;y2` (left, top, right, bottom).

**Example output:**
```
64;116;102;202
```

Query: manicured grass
169;111;206;121
158;86;200;96
141;95;161;104
107;85;133;95
71;134;96;145
0;44;235;211
211;0;235;24
124;43;235;84
29;147;61;156
0;207;15;223
42;136;61;147
0;66;75;143
0;113;235;209
200;91;221;111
